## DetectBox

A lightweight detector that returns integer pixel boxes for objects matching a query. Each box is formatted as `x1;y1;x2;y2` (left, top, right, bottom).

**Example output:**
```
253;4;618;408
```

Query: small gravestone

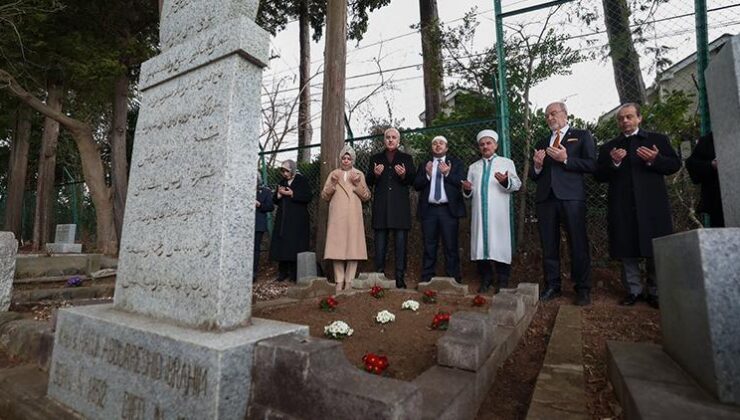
46;224;82;254
0;232;18;311
297;252;317;282
47;1;307;418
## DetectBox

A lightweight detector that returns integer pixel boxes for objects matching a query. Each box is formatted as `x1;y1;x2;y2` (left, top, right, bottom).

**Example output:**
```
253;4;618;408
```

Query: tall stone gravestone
47;1;307;418
653;34;740;406
0;232;18;311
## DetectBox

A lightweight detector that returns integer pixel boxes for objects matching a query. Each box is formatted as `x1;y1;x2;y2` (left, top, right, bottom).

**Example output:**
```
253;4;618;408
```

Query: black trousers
536;195;591;292
374;229;408;279
278;261;297;282
421;205;461;282
477;260;511;287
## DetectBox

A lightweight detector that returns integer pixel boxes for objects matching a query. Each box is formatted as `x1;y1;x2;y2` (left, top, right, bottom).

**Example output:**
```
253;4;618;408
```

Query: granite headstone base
653;228;740;405
0;232;18;311
46;243;82;254
48;304;307;419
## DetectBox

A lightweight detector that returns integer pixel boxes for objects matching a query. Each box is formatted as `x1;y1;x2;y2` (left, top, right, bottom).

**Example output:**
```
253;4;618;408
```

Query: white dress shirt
428;156;449;204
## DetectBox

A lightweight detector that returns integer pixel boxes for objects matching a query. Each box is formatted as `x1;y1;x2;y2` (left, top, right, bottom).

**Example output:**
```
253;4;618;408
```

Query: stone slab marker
297;252;317;282
46;224;82;253
0;232;18;311
47;1;307;418
706;34;740;228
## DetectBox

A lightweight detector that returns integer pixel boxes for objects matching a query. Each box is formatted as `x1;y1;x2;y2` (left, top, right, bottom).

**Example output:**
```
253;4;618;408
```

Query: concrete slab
417;277;468;295
527;306;588;420
607;341;740;419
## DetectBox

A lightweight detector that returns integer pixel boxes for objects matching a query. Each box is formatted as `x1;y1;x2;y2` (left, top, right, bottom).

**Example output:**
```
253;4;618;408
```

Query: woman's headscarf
340;145;356;165
281;159;297;175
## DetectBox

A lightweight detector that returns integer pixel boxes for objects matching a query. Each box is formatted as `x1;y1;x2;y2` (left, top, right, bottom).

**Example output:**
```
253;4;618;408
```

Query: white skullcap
476;129;499;143
431;135;448;144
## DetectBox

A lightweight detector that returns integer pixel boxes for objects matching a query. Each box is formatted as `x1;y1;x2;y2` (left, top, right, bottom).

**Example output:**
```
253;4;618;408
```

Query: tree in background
0;0;158;253
257;0;391;162
418;0;445;127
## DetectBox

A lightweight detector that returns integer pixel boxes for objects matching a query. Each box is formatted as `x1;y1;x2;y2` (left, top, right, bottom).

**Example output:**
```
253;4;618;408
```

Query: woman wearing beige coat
322;145;371;293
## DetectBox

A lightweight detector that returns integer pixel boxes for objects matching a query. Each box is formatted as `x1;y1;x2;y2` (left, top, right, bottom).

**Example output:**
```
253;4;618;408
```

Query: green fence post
258;144;273;234
695;0;710;136
493;0;510;159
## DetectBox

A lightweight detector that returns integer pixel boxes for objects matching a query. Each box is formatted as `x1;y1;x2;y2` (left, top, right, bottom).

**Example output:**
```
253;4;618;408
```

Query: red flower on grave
431;311;451;330
472;295;487;307
319;296;338;312
422;289;437;304
370;285;385;299
362;352;389;375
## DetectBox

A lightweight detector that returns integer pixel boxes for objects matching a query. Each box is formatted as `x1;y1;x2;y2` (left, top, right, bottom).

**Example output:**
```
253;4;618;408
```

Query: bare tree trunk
110;73;130;245
1;69;118;255
297;0;313;163
4;104;32;241
602;0;647;104
32;82;63;250
316;0;347;263
419;0;445;126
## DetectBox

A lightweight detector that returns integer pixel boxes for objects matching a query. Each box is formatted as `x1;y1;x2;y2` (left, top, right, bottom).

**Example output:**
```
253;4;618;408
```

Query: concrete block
45;244;82;254
607;341;740;419
489;292;525;326
352;272;396;289
48;304;307;420
654;228;740;404
53;224;77;244
417;277;468;296
249;334;422;420
437;311;497;371
413;366;475;420
284;277;335;299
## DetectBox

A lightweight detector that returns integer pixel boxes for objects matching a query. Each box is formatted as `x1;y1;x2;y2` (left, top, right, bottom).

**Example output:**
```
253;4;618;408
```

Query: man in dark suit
254;174;274;278
530;101;597;306
686;132;724;227
366;127;416;288
595;103;681;309
413;135;466;283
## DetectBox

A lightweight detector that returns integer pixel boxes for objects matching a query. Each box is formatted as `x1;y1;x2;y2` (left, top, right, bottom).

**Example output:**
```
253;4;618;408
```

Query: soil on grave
253;290;490;381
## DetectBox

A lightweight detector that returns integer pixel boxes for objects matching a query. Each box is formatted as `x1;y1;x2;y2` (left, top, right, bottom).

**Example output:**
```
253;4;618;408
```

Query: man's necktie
553;130;561;148
434;159;443;201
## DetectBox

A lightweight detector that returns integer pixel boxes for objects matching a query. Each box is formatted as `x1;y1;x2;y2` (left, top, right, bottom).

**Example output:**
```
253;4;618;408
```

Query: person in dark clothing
366;127;416;288
254;174;274;279
269;160;311;282
414;135;466;284
686;132;724;227
595;103;681;309
530;101;597;306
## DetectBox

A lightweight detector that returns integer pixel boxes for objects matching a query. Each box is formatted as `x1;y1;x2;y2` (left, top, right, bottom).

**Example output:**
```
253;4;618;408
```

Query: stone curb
12;285;114;305
526;305;588;420
417;277;468;295
284;277;335;299
415;284;539;419
0;312;54;371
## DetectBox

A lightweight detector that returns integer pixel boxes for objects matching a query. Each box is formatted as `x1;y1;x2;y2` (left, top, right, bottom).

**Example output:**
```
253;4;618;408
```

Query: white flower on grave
324;320;354;339
401;300;420;312
375;310;396;324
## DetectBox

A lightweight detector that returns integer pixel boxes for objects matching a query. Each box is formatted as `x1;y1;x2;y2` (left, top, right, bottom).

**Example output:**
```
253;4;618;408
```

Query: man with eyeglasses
531;101;597;306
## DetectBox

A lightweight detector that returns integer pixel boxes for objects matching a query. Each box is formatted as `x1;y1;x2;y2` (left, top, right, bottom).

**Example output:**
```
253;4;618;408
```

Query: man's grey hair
384;127;400;137
547;101;568;115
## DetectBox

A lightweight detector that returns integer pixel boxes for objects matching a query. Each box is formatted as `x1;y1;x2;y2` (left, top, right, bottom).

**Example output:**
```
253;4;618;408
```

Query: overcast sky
262;0;740;152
